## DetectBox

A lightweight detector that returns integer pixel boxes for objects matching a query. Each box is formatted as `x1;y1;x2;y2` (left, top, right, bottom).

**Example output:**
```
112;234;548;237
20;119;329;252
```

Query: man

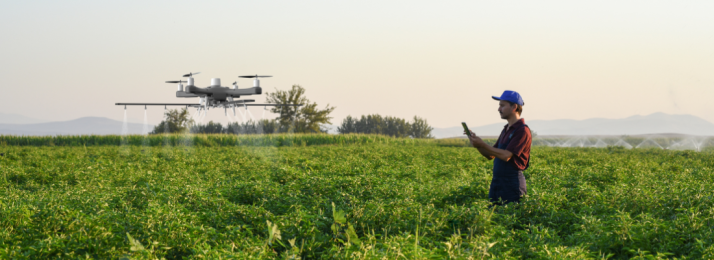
466;90;532;205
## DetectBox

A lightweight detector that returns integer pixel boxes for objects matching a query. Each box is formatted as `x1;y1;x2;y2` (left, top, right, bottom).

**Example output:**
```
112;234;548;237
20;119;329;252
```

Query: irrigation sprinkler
532;135;714;151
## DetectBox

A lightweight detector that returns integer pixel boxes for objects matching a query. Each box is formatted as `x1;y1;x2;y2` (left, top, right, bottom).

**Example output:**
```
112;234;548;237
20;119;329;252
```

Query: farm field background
1;134;713;259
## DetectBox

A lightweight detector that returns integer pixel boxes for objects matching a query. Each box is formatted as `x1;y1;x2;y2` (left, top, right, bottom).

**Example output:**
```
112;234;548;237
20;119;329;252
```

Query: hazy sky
1;0;712;128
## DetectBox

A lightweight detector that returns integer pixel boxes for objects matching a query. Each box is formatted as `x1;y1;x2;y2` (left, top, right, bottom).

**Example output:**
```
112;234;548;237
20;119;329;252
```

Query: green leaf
331;223;339;235
346;223;362;246
126;233;144;252
266;220;281;246
332;202;346;224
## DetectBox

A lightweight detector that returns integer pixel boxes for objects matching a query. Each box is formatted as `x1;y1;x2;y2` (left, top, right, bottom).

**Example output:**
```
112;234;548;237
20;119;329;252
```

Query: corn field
0;134;437;147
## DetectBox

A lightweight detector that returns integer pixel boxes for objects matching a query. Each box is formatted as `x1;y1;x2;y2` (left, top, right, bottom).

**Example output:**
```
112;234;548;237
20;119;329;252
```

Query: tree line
337;115;433;138
186;119;290;135
151;84;434;138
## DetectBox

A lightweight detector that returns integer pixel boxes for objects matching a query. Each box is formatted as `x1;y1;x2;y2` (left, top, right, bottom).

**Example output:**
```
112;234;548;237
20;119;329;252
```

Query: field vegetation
1;134;713;259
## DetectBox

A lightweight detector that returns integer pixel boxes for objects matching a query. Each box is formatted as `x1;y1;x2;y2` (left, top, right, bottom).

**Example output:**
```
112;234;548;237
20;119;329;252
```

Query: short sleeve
504;127;532;170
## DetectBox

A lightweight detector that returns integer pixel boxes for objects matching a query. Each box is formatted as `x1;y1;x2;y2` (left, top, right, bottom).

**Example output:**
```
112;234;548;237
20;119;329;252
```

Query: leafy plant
330;202;361;247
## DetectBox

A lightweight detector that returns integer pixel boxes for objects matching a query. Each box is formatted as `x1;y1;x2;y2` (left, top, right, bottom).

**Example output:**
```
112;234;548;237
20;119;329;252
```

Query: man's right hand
467;130;487;148
467;131;498;160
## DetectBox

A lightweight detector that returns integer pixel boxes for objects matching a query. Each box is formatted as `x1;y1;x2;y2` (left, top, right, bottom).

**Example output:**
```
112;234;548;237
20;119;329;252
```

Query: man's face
498;100;514;119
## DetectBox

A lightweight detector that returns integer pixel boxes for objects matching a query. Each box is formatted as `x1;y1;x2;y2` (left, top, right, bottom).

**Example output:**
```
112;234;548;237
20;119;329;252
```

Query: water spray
635;138;663;149
533;135;711;151
122;108;129;136
237;107;246;124
142;108;150;135
247;108;256;122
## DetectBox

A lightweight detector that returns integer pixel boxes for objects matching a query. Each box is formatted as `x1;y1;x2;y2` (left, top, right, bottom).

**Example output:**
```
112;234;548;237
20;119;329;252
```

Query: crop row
0;134;438;147
2;134;710;152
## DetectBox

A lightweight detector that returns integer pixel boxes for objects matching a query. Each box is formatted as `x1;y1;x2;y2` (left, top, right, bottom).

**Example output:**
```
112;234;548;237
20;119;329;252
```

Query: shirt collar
504;118;525;131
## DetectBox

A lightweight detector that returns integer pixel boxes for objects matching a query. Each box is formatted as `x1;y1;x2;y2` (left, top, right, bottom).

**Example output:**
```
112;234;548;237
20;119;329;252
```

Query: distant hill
0;117;151;136
433;113;714;138
0;113;49;124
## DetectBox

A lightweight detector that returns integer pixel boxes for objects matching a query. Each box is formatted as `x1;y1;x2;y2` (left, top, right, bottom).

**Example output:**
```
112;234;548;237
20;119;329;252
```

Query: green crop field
1;134;713;259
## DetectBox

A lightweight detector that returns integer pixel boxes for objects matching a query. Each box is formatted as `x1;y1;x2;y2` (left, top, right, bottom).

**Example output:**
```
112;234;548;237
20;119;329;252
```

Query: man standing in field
466;90;532;205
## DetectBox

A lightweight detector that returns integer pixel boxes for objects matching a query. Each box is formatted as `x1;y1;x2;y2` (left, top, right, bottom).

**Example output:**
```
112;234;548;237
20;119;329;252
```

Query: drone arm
240;104;302;107
186;85;212;95
115;103;200;107
226;87;262;96
176;91;198;98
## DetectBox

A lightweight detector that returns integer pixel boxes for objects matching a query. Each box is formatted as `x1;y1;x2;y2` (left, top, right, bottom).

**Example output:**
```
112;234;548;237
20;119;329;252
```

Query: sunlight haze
1;0;712;128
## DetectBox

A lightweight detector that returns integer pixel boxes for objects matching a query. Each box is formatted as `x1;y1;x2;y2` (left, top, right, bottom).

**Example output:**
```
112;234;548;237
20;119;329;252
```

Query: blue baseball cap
492;90;524;106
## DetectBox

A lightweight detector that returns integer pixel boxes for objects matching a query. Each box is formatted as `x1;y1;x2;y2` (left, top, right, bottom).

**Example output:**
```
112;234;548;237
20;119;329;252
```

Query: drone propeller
166;80;187;83
182;72;201;77
239;75;272;78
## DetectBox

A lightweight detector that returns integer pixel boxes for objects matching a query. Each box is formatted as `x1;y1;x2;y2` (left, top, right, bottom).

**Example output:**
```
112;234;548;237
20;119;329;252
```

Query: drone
116;72;301;116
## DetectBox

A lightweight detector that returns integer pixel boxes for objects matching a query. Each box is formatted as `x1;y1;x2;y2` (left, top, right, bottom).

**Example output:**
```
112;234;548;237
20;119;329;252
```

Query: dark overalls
489;124;530;205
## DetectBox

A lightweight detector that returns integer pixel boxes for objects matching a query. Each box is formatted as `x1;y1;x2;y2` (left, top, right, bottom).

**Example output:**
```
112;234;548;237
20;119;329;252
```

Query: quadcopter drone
115;72;300;115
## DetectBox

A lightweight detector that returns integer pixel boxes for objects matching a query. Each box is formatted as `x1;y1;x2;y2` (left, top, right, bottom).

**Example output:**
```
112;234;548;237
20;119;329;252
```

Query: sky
1;0;713;128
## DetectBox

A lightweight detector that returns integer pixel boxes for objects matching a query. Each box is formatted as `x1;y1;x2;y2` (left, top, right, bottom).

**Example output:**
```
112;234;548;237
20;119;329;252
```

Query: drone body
116;72;300;113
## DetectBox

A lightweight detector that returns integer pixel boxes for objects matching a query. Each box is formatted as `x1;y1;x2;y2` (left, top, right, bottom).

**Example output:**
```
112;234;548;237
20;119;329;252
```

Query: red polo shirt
493;118;532;171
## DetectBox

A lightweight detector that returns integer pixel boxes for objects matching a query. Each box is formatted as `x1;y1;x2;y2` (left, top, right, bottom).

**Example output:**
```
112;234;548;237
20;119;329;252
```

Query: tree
337;115;357;134
151;108;194;134
384;116;410;138
266;85;335;133
409;116;433;139
355;114;384;134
